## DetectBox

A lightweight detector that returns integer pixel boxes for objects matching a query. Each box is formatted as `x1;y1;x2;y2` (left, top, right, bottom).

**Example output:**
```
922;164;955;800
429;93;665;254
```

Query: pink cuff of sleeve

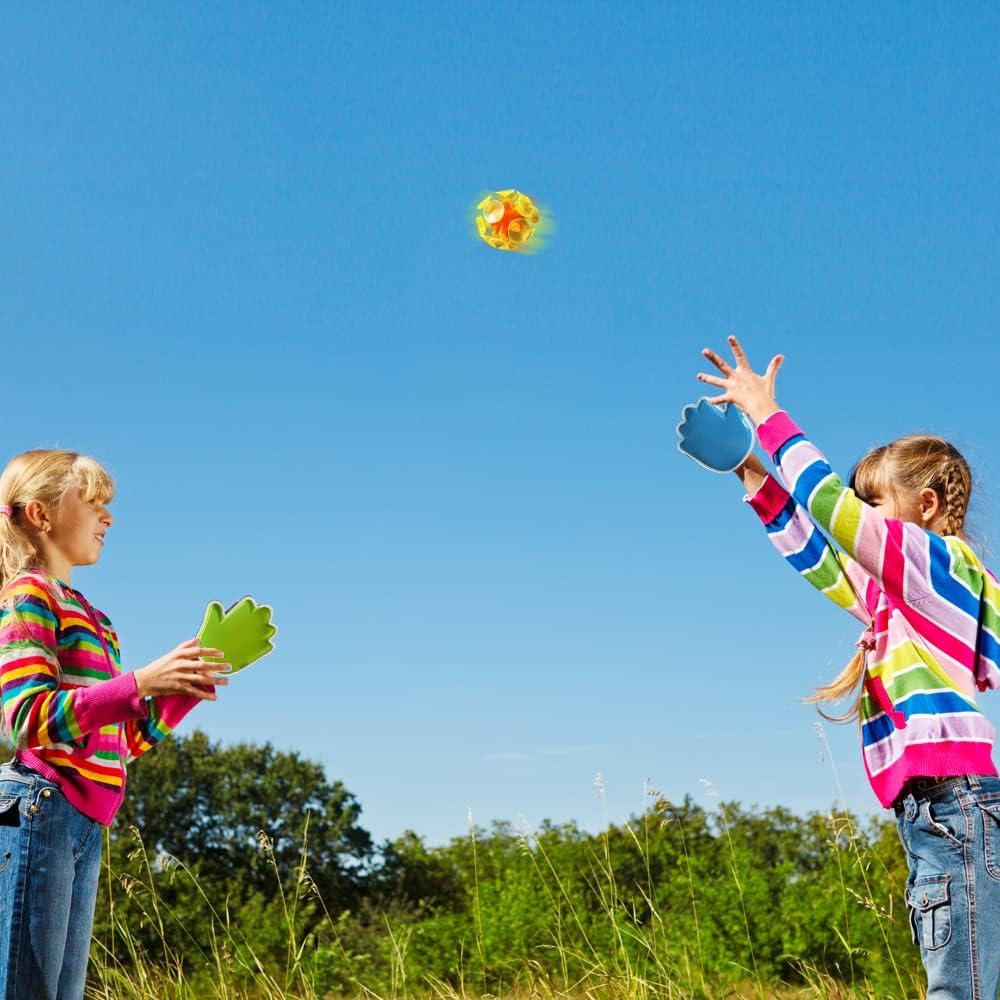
155;689;213;730
756;411;804;457
134;681;149;719
79;671;147;729
744;474;791;523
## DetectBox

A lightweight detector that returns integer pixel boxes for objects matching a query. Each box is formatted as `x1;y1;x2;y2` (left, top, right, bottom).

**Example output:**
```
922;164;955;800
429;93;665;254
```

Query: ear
918;487;942;526
22;500;51;533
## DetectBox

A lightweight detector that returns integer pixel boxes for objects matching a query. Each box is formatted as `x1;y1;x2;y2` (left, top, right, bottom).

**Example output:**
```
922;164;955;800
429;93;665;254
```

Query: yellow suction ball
473;188;548;253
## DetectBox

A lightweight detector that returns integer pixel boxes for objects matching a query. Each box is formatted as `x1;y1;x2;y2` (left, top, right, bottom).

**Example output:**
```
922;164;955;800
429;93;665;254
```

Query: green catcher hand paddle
197;596;276;674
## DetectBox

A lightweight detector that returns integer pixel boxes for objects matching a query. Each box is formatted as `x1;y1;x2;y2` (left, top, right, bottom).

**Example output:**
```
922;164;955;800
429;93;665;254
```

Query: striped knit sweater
748;411;1000;808
0;573;203;825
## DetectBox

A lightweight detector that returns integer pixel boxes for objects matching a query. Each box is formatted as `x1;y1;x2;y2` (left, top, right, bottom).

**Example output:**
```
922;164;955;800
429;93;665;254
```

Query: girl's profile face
869;486;941;530
869;491;908;521
854;456;928;527
49;488;113;570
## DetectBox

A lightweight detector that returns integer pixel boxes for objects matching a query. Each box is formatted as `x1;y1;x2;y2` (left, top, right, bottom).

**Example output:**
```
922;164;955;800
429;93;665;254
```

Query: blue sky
2;3;999;845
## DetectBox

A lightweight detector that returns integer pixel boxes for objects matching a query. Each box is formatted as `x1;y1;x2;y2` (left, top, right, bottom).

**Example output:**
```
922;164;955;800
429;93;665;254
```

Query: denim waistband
0;758;56;788
893;774;990;815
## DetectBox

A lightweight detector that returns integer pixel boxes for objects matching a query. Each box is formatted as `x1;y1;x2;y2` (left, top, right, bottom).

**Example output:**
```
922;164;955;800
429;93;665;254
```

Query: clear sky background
2;4;999;846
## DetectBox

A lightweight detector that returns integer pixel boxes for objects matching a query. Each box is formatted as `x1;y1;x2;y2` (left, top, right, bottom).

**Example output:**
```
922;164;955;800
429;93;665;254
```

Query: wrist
747;402;781;426
734;454;767;493
133;667;149;699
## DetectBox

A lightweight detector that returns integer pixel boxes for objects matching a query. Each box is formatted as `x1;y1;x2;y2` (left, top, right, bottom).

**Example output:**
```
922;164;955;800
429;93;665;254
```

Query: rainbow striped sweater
748;411;1000;808
0;574;202;825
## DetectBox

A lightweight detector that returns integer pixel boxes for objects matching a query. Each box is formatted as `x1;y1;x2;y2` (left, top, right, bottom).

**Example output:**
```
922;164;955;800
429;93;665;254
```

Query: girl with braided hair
698;336;1000;999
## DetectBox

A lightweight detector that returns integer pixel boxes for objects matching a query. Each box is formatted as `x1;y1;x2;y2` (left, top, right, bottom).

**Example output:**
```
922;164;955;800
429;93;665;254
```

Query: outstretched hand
134;638;230;701
697;335;783;427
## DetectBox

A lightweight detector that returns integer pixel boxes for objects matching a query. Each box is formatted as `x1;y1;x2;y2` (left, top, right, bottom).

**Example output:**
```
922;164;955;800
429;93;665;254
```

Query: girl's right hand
133;638;231;700
698;335;784;426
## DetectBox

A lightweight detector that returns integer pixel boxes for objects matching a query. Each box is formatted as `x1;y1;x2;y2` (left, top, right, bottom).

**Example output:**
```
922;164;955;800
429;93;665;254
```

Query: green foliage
94;731;374;976
89;733;924;999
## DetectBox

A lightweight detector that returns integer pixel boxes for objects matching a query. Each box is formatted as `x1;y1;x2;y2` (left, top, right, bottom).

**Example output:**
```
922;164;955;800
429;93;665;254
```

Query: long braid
942;459;970;537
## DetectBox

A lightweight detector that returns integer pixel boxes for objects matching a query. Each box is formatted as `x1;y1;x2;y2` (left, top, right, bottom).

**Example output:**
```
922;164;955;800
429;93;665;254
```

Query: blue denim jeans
896;774;1000;1000
0;760;103;1000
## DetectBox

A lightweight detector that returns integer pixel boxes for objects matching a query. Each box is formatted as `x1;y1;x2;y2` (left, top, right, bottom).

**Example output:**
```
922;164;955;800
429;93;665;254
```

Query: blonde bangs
849;447;890;504
72;455;115;505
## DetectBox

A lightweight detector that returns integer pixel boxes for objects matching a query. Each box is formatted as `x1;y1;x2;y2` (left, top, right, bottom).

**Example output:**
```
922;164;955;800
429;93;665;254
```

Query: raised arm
699;336;952;607
756;411;953;605
736;454;872;623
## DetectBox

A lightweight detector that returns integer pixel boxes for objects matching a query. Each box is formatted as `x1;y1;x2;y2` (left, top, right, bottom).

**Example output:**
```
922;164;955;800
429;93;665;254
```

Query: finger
701;348;732;376
182;647;226;661
707;393;730;407
191;660;231;673
198;663;231;679
195;674;228;687
764;354;784;389
727;334;749;368
697;373;727;389
176;671;219;687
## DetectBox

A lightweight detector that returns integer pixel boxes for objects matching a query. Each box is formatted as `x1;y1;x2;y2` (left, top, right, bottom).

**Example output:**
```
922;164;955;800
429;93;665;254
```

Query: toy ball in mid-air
197;596;277;674
474;189;548;253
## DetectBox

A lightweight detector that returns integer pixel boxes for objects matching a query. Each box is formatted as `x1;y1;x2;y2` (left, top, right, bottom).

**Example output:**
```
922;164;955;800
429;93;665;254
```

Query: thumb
765;354;784;391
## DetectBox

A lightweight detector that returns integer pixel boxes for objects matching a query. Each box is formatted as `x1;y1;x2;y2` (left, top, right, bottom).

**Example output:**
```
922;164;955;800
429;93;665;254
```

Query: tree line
94;731;922;997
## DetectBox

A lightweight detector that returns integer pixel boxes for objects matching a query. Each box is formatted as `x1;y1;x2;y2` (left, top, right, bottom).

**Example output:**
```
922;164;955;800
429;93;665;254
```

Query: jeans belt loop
904;792;919;821
968;773;982;791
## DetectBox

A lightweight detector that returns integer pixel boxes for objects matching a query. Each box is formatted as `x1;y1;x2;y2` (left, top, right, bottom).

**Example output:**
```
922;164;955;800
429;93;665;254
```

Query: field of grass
84;791;924;1000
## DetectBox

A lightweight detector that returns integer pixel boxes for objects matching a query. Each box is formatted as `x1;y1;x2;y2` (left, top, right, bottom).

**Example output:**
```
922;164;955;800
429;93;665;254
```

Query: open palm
697;335;783;426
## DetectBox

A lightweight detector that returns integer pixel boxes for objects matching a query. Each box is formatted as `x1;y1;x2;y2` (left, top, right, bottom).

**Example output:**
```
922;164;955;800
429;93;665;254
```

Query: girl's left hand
697;335;784;426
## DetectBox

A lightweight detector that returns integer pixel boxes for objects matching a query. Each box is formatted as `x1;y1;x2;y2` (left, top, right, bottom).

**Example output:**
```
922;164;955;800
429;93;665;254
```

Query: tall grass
85;789;921;1000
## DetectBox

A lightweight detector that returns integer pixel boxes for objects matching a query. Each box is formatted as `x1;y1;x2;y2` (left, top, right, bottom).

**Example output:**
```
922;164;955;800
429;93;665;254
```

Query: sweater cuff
156;690;212;730
756;410;804;458
744;474;791;523
80;671;148;730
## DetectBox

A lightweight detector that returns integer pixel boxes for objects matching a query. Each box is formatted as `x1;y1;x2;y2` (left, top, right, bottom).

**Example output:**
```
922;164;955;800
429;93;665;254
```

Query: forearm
124;690;209;761
733;453;769;495
757;411;898;588
1;666;145;749
740;455;871;623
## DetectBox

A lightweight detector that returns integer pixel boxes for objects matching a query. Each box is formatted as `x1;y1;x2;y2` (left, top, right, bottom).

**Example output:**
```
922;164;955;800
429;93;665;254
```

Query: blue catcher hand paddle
676;398;756;473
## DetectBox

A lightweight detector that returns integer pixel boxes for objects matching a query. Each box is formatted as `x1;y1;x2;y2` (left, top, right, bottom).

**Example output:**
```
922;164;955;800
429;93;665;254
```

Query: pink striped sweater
748;411;1000;808
0;573;205;825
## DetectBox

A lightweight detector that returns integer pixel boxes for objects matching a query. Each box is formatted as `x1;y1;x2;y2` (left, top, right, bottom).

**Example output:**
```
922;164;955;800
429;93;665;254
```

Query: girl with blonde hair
0;450;229;1000
698;336;1000;1000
